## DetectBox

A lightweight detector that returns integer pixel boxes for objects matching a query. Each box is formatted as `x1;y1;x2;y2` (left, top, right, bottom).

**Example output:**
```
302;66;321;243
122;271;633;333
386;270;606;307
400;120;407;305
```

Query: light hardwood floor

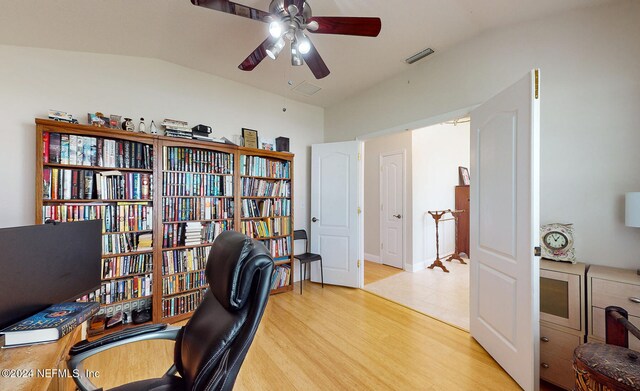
84;282;519;390
364;260;404;285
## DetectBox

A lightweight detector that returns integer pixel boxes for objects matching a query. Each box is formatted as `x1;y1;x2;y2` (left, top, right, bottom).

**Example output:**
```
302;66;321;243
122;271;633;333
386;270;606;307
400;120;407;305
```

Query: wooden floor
363;260;403;285
84;282;520;390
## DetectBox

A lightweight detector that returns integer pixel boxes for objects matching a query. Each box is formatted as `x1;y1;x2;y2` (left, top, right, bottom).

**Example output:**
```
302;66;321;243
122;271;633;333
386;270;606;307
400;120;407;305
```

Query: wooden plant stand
427;210;449;273
446;209;467;264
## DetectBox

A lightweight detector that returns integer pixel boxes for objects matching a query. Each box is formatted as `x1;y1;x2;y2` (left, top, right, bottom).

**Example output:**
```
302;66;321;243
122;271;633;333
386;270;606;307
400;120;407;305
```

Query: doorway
362;119;471;330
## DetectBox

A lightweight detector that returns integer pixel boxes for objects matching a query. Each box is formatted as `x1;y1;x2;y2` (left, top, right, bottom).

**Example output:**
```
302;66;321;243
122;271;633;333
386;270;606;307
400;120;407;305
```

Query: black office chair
293;229;323;294
67;231;274;391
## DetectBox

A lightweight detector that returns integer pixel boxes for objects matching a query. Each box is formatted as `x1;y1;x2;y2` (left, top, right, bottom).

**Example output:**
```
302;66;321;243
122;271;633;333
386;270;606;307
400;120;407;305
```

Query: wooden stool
573;343;640;390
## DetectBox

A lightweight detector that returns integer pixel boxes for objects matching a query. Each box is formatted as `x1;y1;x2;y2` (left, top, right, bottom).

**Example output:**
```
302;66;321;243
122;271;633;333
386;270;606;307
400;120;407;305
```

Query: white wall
412;123;470;270
363;131;413;266
326;1;640;269
0;45;324;251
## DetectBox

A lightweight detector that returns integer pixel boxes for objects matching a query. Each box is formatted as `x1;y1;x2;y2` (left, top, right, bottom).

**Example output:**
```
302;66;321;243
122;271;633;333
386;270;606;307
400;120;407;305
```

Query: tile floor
363;258;470;330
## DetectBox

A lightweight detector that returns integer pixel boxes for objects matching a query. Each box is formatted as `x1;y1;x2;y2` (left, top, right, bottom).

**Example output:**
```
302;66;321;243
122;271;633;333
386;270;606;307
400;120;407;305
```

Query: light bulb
269;21;282;38
266;37;286;60
295;31;311;54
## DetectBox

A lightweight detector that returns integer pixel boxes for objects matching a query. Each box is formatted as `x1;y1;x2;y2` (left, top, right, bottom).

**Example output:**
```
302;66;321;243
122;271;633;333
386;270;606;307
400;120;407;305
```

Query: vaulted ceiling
0;0;611;107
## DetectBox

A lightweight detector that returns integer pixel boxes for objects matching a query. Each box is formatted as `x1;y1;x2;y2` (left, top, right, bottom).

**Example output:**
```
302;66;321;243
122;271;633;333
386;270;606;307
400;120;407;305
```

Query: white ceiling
0;0;611;107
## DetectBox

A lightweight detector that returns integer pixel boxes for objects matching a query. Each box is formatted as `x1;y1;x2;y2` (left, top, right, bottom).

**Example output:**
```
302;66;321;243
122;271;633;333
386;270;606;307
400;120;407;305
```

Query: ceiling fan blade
191;0;271;22
238;36;278;71
302;40;330;79
307;17;381;37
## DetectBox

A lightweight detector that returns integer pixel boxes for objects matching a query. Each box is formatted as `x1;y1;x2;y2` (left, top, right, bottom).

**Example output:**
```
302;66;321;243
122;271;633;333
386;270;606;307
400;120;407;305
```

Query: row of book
96;171;153;200
102;232;153;255
44;132;153;169
162;172;233;197
162;270;207;295
162;246;210;276
102;253;154;279
240;155;290;178
99;275;153;304
260;236;292;259
99;297;152;326
241;217;291;239
162;119;192;140
270;265;291;290
162;197;234;221
241;198;291;218
241;178;291;197
162;289;204;318
42;202;153;232
161;220;233;248
43;168;94;200
162;146;233;174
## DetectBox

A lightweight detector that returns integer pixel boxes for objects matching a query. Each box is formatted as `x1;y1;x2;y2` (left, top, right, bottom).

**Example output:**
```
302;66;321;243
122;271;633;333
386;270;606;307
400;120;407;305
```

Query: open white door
380;152;404;269
310;141;364;288
470;70;541;391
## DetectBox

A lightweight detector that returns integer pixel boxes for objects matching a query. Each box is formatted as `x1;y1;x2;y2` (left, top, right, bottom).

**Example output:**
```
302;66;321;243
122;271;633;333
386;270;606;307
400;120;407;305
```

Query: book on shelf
0;301;99;348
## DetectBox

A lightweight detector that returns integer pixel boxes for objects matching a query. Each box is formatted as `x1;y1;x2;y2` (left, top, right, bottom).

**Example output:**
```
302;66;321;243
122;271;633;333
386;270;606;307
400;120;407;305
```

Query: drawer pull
540;337;549;342
629;297;640;304
541;363;550;369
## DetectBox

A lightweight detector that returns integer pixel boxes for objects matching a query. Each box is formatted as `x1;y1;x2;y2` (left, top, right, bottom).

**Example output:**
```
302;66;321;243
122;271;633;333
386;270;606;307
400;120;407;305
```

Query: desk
0;326;82;391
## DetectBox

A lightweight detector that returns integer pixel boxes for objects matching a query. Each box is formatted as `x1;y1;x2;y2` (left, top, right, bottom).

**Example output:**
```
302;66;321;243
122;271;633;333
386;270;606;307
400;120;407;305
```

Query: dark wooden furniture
446;209;466;264
426;210;449;273
455;185;470;257
293;229;323;294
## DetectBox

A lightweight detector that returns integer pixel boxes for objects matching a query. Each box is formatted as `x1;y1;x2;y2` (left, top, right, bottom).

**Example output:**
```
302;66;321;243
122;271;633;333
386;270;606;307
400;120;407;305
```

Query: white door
310;141;364;288
380;152;404;269
469;70;541;391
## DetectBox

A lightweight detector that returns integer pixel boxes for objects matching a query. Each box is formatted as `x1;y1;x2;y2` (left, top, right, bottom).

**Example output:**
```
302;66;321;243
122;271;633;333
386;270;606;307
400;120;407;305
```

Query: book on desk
0;301;98;348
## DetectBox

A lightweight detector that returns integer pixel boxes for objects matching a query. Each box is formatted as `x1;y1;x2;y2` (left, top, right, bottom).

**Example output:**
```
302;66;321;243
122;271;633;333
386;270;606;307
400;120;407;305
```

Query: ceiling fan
191;0;382;79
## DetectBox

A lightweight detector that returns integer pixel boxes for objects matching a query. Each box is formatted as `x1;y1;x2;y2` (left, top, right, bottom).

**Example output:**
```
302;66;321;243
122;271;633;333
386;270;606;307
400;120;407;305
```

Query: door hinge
358;152;361;161
381;242;384;250
357;207;361;215
357;259;361;268
534;69;539;100
534;246;541;257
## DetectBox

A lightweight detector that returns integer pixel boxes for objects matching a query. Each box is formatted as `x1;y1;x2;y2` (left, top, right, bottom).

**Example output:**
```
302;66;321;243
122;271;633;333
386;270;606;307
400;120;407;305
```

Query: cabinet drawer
540;325;581;390
591;278;640;318
591;307;640;351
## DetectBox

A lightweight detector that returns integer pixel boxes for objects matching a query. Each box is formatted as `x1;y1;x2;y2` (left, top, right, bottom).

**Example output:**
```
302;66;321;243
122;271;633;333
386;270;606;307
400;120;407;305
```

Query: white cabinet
539;260;586;390
587;265;640;350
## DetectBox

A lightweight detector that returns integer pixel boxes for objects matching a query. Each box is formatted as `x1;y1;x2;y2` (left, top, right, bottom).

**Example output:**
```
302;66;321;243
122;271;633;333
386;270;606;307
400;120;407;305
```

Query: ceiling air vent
292;81;322;96
405;48;435;64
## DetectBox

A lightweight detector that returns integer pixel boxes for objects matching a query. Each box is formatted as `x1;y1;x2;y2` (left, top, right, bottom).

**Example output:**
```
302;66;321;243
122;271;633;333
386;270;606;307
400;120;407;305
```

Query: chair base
299;259;324;295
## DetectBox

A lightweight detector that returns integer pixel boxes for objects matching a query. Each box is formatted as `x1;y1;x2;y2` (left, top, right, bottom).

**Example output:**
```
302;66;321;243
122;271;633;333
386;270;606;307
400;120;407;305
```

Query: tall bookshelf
35;120;156;332
157;139;237;323
239;147;294;293
35;119;295;327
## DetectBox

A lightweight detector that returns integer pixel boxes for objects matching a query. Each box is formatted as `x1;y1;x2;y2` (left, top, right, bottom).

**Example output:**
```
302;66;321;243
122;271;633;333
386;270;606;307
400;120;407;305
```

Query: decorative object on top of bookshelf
259;137;275;151
459;166;470;186
540;223;576;263
89;112;109;127
162;118;192;139
234;135;244;146
192;124;212;134
122;117;135;131
109;114;121;129
138;118;146;133
242;128;258;149
276;136;289;152
48;109;78;124
150;120;158;134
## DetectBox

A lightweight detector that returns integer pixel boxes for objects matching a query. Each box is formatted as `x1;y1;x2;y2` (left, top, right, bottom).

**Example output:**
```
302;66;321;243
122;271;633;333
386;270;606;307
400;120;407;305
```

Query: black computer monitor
0;220;101;329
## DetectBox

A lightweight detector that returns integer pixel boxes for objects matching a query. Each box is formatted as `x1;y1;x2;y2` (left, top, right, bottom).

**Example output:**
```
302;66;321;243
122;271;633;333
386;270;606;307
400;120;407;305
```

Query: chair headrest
206;231;271;311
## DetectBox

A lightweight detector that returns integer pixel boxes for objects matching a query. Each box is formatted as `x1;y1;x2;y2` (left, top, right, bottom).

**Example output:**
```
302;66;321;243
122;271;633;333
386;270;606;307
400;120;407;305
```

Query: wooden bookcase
238;147;294;293
35;119;295;328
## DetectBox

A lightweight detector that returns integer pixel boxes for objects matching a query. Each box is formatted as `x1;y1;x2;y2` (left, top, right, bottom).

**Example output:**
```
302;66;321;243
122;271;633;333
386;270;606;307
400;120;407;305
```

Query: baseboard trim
364;253;381;263
406;262;424;272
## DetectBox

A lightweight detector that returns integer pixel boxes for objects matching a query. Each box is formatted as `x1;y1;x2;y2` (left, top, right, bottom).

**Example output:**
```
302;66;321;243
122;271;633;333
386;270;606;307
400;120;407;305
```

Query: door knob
312;217;318;222
393;214;402;219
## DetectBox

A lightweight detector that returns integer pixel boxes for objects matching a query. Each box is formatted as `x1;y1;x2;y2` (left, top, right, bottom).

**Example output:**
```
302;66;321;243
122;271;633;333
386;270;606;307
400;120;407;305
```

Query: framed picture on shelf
459;166;470;185
259;137;275;151
242;128;258;149
276;136;290;152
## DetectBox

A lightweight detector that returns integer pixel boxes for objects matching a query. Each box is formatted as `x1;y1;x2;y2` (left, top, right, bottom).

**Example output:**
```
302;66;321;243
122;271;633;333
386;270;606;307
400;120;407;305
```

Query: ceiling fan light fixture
268;21;283;38
291;46;304;66
295;31;311;54
266;37;286;60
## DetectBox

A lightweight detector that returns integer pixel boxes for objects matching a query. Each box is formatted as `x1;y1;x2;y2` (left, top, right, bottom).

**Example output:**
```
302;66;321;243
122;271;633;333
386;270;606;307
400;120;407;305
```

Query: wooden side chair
293;229;323;294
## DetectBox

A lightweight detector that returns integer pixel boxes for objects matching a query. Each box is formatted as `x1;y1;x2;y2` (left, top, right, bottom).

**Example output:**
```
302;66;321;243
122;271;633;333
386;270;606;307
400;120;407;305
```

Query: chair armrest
67;324;181;391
